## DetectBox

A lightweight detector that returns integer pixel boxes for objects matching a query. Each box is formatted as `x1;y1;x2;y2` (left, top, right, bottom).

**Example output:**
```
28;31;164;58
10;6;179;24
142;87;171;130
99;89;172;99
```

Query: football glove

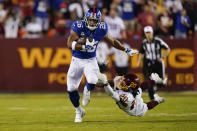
96;72;108;85
85;38;96;52
125;48;139;57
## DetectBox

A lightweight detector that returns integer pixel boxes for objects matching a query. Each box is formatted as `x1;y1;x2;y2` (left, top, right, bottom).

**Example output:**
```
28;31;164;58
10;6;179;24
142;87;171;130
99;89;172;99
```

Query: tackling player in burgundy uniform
67;8;138;122
97;72;165;117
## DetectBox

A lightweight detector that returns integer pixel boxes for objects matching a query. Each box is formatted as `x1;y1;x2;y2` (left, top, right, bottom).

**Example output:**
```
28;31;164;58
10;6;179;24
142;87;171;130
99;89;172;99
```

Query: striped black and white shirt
139;37;169;61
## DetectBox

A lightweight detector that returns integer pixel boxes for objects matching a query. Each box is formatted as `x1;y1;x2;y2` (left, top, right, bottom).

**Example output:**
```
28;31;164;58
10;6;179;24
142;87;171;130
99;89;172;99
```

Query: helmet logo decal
129;82;137;88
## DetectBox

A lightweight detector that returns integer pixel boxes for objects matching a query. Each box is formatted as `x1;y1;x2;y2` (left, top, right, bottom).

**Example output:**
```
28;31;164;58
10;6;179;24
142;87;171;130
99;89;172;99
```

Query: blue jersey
121;0;136;21
175;12;191;33
34;0;50;18
71;20;108;59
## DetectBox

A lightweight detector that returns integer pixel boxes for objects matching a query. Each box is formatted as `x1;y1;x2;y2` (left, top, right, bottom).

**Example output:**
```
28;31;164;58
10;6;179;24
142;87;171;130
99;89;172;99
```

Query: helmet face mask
85;8;101;31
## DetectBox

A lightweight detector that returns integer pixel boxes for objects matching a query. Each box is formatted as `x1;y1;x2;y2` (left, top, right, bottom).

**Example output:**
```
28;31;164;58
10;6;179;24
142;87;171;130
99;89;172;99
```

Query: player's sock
86;82;96;91
68;91;80;107
146;100;158;110
82;86;90;106
148;86;156;100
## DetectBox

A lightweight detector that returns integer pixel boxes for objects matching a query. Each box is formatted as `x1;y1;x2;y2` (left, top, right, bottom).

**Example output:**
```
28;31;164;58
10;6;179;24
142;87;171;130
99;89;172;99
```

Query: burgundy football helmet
119;74;140;91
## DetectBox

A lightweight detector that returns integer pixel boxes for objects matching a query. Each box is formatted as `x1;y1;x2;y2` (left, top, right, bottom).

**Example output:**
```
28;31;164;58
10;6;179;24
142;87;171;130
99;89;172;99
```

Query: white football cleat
75;106;85;123
82;86;90;107
150;73;163;84
154;94;165;104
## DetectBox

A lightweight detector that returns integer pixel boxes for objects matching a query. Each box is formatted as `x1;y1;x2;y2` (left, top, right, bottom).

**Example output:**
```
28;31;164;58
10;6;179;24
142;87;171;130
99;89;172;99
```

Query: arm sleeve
139;43;145;54
104;85;120;102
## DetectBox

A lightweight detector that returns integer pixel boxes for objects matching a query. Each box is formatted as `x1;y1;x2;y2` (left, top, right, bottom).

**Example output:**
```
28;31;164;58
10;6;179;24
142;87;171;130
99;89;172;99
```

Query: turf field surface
0;92;197;131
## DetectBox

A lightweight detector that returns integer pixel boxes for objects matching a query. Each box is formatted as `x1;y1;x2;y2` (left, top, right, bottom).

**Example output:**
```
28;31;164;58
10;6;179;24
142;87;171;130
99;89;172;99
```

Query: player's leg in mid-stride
82;58;99;106
67;57;85;123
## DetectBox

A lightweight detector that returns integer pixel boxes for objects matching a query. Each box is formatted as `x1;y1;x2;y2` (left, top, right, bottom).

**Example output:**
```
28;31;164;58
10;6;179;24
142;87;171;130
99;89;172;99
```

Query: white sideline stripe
148;113;197;117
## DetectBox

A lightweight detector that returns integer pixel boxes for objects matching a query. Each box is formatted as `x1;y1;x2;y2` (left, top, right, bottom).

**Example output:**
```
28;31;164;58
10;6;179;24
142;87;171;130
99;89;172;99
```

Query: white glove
85;38;96;52
125;48;139;57
150;73;163;84
96;72;108;85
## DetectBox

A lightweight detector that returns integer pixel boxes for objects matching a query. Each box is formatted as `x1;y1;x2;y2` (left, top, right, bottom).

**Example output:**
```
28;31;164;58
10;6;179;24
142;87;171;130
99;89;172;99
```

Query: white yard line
8;107;28;110
7;106;114;111
148;113;197;117
7;107;197;117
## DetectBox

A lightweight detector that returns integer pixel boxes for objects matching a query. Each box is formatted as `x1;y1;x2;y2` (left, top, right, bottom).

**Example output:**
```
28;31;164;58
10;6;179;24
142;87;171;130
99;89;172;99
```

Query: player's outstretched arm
103;34;138;57
103;34;126;51
96;72;120;101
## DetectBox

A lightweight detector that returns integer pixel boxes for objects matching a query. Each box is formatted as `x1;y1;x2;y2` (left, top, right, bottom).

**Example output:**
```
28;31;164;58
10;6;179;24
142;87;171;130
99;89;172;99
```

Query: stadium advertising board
0;38;195;92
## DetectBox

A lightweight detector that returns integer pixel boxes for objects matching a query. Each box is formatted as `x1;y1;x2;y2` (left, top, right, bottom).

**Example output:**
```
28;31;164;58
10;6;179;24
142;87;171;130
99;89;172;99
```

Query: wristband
82;45;85;50
71;41;77;50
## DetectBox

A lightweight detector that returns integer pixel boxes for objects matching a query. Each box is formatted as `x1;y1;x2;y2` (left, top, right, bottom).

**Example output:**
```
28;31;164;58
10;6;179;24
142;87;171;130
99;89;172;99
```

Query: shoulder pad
99;21;108;30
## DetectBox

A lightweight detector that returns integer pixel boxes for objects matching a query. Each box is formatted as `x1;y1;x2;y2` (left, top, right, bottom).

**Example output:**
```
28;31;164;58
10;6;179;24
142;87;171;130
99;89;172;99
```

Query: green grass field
0;92;197;131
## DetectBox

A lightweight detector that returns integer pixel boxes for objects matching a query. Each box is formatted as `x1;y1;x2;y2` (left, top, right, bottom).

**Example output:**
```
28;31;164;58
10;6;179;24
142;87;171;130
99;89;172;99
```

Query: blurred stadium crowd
0;0;196;39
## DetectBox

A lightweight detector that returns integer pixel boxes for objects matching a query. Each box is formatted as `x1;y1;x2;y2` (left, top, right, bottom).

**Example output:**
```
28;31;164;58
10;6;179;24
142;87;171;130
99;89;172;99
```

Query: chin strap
87;25;97;31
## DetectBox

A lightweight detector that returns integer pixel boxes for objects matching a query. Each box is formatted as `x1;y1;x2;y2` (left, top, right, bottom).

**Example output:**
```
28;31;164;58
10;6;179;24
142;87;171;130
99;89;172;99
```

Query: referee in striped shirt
137;26;170;100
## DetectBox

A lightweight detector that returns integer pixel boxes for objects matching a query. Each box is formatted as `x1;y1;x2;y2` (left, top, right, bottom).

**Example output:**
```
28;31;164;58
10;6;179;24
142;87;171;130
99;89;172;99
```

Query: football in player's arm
96;72;165;117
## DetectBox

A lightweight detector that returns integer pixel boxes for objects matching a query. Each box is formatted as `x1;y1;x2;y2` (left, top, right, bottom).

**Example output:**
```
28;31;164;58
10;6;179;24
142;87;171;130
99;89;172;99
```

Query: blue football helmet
84;8;101;31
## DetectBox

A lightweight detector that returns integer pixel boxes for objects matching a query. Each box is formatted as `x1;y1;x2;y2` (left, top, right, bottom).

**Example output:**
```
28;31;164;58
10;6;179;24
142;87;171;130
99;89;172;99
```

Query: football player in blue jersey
67;7;138;122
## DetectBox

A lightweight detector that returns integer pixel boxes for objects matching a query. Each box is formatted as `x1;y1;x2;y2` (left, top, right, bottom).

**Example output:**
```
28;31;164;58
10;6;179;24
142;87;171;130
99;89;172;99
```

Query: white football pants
67;57;99;92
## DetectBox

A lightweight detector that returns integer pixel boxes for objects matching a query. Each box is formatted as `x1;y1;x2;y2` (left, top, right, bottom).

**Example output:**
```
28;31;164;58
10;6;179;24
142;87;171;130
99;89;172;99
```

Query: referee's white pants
67;57;99;92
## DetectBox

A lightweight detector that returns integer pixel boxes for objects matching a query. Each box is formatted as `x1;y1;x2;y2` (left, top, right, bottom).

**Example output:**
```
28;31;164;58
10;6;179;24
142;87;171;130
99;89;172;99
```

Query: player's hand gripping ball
77;37;93;45
77;37;86;45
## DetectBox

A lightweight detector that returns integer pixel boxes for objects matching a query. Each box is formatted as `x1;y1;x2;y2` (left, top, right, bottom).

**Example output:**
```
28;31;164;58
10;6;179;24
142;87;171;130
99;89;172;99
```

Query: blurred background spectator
34;0;50;34
54;11;66;37
175;8;191;38
120;0;139;32
110;42;131;76
4;8;21;38
0;0;195;39
19;0;34;26
137;4;156;32
25;15;42;38
104;6;126;40
0;2;6;38
156;6;173;38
